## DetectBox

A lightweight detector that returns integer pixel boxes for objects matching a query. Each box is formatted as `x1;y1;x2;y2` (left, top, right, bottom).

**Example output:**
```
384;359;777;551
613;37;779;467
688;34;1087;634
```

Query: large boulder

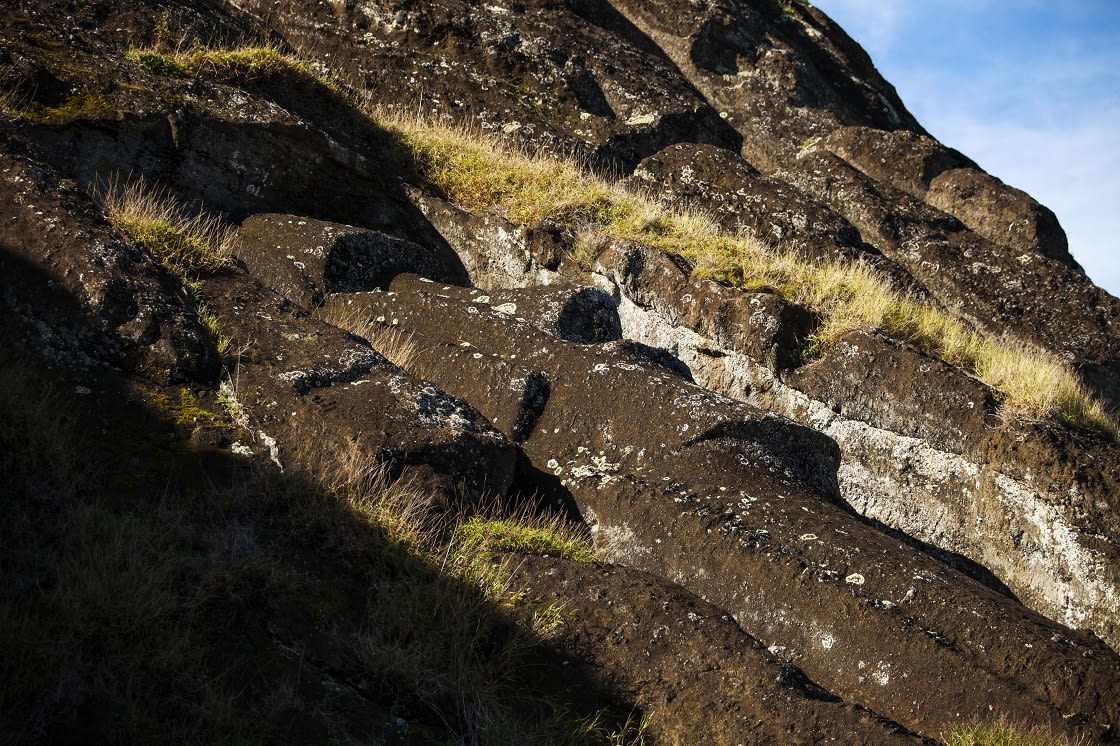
199;269;517;502
235;213;467;308
513;556;930;745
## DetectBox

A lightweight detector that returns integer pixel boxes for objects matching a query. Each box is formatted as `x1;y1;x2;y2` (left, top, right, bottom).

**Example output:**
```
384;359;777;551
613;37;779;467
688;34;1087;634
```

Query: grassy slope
1;35;1103;746
122;44;1118;439
0;355;632;744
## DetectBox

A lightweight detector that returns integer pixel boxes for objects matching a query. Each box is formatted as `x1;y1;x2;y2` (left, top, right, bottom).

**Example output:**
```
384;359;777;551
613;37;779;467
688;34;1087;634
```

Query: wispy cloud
812;0;1120;295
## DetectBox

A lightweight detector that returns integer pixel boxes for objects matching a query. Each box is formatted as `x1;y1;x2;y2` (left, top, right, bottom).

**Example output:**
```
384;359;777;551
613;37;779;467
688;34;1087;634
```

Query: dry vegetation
0;354;642;743
947;720;1085;746
380;109;1117;438
122;43;1117;438
315;302;426;374
98;176;234;357
99;176;235;275
81;158;625;740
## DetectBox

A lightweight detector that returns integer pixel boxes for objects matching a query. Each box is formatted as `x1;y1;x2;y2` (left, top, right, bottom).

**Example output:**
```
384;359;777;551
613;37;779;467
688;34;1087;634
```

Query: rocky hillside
2;0;1119;743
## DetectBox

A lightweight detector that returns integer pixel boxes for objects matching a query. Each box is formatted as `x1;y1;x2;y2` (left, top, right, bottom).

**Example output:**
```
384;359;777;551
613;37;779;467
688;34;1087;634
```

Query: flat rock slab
787;330;999;453
512;556;931;745
236;213;467;308
389;273;622;344
199;270;516;501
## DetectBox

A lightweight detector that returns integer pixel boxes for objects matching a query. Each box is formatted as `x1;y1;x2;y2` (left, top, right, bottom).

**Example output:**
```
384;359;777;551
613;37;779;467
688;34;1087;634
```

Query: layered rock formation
3;0;1119;743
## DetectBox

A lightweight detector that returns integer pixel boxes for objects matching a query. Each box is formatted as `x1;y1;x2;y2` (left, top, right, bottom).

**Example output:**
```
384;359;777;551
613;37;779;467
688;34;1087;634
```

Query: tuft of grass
146;386;229;431
946;720;1084;746
578;709;652;746
459;515;596;563
99;176;234;275
286;438;600;742
315;302;424;373
127;45;301;83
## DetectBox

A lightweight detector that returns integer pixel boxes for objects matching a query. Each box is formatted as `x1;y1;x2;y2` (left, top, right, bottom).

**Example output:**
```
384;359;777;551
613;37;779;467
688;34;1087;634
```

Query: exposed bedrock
314;262;1120;742
588;240;1120;653
197;268;517;502
8;0;1120;740
512;556;931;745
0;150;219;384
230;0;743;173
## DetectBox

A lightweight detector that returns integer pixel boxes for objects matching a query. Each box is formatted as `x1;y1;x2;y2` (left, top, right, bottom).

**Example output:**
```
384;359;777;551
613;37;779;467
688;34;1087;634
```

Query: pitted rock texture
389;273;622;344
200;269;516;501
590;242;1120;652
512;556;931;745
324;275;1120;742
236;213;467;308
5;0;1120;742
0;151;218;383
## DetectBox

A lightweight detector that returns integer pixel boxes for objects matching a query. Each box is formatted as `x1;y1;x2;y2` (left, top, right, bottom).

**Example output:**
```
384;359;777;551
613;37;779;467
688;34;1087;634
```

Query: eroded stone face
5;0;1120;741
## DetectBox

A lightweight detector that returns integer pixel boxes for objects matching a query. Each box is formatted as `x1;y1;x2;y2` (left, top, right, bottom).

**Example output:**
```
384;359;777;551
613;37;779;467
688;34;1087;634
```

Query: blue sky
810;0;1120;296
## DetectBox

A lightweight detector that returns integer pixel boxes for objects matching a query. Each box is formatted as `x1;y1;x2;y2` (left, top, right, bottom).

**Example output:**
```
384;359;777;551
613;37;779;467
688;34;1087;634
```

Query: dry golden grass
99;176;234;275
374;106;1116;439
126;45;304;82
287;437;598;742
118;44;1119;437
315;302;425;374
946;719;1087;746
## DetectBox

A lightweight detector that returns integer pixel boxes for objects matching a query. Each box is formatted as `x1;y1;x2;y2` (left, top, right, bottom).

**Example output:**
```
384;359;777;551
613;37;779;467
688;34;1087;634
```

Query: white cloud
812;0;1120;295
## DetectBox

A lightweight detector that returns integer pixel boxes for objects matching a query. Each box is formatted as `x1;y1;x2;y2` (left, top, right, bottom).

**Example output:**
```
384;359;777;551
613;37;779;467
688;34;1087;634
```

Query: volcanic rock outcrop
3;0;1119;743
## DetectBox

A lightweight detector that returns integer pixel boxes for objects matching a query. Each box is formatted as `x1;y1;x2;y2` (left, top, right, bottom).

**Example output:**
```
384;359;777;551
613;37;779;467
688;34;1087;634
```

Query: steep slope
2;0;1119;744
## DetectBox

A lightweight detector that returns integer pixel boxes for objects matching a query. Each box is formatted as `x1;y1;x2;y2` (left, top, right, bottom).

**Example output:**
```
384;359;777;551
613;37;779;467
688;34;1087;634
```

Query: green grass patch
946;720;1081;746
459;515;595;563
147;386;230;430
127;45;302;83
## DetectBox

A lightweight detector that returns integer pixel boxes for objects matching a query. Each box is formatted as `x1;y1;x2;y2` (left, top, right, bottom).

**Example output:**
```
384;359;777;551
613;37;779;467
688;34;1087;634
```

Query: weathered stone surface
232;0;742;172
334;307;551;444
320;284;842;502
820;125;1081;271
820;126;975;200
629;142;872;262
8;0;1120;741
599;0;922;172
0;150;218;383
389;273;621;344
594;255;1120;652
512;556;930;745
236;213;466;308
927;167;1080;268
321;275;1120;742
199;270;516;501
576;467;1120;742
778;148;1120;405
594;241;815;372
786;331;999;453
